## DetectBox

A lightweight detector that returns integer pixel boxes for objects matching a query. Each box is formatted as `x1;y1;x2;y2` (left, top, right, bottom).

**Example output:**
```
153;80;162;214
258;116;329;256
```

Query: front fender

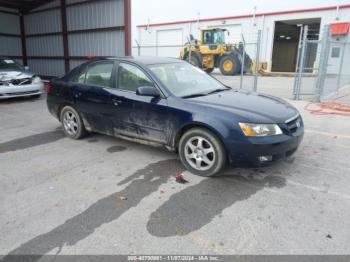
172;116;231;152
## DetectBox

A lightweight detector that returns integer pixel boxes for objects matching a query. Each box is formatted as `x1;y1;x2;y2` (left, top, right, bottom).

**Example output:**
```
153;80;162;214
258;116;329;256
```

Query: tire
219;55;241;75
179;127;226;177
60;105;86;139
204;68;214;74
185;52;201;68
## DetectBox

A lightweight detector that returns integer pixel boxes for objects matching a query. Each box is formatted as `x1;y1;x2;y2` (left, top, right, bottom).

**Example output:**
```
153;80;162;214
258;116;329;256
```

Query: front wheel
179;128;226;177
60;105;86;139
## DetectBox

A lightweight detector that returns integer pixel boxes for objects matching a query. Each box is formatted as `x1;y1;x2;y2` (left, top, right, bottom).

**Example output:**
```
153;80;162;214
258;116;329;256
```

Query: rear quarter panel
47;79;74;120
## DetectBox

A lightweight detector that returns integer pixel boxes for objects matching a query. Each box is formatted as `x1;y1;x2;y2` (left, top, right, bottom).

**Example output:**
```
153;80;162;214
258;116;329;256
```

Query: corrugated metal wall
0;12;20;34
67;0;124;30
27;59;65;76
24;10;62;34
0;0;127;78
21;0;125;77
68;31;125;56
26;36;64;56
0;10;22;64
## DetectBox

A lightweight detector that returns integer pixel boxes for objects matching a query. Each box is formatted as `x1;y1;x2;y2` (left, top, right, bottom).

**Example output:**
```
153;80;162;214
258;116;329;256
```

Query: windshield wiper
181;93;208;99
181;88;230;99
206;88;230;95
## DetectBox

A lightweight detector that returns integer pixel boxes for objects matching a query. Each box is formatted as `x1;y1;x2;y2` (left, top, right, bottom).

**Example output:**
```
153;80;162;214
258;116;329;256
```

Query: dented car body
47;57;303;174
0;57;44;99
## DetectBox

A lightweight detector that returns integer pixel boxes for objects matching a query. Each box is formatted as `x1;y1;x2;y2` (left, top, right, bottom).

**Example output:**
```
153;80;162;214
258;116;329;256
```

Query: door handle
74;92;82;98
112;99;122;106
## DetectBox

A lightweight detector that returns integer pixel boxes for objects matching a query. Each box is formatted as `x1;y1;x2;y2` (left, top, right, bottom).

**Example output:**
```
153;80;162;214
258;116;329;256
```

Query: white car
0;57;44;99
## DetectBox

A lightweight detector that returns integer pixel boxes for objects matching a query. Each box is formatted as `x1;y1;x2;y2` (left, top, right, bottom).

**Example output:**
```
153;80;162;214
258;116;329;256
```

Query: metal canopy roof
0;0;54;13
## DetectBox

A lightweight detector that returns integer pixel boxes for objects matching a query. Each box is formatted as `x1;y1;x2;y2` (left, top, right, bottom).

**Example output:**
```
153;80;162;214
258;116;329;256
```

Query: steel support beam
0;9;19;15
19;14;27;66
124;0;132;56
25;26;125;38
0;32;20;37
60;0;70;74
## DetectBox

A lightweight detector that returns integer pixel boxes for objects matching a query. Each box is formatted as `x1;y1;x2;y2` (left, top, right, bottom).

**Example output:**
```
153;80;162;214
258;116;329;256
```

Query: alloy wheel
184;136;216;171
63;110;79;136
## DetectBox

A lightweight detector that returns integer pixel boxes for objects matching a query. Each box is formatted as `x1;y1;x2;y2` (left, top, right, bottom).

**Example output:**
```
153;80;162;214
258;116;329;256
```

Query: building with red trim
135;4;350;73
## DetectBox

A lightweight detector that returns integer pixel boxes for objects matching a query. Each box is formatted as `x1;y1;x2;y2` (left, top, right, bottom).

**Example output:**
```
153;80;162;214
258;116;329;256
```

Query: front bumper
226;128;304;167
0;82;44;99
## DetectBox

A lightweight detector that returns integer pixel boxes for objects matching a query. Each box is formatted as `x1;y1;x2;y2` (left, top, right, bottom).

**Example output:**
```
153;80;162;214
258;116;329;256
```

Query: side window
84;62;114;87
203;31;212;44
117;63;154;92
77;71;86;83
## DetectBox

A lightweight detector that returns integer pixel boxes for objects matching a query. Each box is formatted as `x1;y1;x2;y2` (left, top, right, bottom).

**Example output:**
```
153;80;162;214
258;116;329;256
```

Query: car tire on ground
219;55;241;75
60;105;86;139
179;127;226;177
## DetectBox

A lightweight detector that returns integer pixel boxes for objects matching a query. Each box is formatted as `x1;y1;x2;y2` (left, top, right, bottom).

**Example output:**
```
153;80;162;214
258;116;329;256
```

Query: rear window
74;61;114;88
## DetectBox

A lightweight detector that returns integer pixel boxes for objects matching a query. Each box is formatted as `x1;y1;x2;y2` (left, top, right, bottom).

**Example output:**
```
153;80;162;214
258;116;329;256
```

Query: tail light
45;83;53;93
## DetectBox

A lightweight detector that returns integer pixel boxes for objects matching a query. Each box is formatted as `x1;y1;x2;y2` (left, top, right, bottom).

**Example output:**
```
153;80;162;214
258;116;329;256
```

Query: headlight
239;123;283;137
32;76;42;84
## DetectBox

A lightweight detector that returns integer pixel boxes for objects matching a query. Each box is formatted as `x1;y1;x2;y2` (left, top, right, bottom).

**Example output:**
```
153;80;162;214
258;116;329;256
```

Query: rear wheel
60;106;86;139
219;55;241;75
179;128;226;177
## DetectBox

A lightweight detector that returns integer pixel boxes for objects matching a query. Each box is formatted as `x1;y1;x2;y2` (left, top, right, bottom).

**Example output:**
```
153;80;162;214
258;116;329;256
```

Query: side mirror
136;86;160;97
24;66;29;71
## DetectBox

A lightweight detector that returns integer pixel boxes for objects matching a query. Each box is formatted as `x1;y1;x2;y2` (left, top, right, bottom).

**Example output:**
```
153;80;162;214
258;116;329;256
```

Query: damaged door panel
112;62;168;144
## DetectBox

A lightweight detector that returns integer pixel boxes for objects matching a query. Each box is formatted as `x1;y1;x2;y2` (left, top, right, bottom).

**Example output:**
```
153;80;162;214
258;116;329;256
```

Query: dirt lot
1;91;350;256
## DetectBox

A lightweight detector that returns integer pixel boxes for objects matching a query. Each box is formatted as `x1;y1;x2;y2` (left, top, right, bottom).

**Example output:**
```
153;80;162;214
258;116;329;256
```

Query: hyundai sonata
47;57;303;176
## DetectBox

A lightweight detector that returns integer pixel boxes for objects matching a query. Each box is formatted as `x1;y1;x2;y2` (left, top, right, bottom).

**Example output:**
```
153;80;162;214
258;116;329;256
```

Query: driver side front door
109;62;168;144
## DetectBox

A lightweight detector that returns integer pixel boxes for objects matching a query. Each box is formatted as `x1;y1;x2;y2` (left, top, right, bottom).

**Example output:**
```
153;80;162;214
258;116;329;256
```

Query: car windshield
148;62;229;98
0;59;24;71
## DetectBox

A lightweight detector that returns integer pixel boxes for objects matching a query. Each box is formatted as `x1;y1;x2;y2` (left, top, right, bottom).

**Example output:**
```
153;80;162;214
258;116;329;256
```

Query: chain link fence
294;25;350;102
132;29;262;93
133;26;349;103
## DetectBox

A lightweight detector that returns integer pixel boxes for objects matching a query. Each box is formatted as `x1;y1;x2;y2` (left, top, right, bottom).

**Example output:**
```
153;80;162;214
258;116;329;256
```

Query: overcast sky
131;0;348;40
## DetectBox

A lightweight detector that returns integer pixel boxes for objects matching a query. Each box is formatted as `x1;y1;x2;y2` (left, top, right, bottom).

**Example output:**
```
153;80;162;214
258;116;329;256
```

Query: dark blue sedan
47;57;304;176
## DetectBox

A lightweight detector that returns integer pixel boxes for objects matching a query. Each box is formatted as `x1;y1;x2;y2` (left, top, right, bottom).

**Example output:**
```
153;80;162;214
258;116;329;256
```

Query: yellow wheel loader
179;27;252;75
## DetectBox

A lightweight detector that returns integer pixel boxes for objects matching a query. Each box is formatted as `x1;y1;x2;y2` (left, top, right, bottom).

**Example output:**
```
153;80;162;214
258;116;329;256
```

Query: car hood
185;90;298;123
0;70;34;81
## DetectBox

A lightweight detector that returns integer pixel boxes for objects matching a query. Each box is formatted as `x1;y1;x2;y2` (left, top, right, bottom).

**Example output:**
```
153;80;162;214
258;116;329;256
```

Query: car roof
92;56;184;66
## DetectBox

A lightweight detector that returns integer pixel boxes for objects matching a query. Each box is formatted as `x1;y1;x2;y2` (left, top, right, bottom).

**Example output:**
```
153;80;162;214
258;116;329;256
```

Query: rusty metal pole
19;14;27;66
124;0;132;56
60;0;69;74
